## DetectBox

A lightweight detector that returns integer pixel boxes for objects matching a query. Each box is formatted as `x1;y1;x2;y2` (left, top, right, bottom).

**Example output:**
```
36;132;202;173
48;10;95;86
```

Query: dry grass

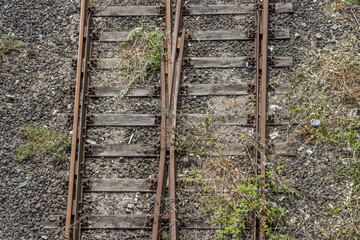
292;39;360;148
93;22;165;96
116;23;165;97
176;115;293;239
291;39;360;239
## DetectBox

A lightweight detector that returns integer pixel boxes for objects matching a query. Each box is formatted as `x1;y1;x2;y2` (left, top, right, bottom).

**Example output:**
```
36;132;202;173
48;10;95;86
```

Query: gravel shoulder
1;0;79;239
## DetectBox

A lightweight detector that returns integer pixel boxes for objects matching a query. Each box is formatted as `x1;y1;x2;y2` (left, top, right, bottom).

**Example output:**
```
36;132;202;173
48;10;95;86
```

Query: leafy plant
115;21;165;97
345;0;359;5
204;171;294;239
183;170;205;187
15;125;71;163
0;35;21;54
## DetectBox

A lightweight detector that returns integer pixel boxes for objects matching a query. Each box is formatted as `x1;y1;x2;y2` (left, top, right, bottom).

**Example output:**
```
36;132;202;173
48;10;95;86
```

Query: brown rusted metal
149;178;158;191
153;85;162;95
154;114;162;125
247;83;255;94
185;30;193;39
180;84;189;94
88;86;95;95
168;0;183;108
72;12;93;240
84;144;93;154
260;0;269;239
65;0;89;239
151;54;168;240
86;114;95;124
252;7;261;240
183;57;192;66
166;0;173;94
169;29;186;240
252;0;269;238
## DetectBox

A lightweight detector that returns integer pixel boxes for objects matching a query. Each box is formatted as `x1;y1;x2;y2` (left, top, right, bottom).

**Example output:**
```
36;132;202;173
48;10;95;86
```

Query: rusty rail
168;29;186;240
64;0;276;239
252;6;261;240
152;1;185;239
168;0;183;107
259;1;269;239
252;1;269;239
166;0;173;93
65;0;92;239
151;54;168;239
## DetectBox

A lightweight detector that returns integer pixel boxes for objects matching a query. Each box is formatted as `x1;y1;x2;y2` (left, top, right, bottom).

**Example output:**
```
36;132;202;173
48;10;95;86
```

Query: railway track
45;0;294;239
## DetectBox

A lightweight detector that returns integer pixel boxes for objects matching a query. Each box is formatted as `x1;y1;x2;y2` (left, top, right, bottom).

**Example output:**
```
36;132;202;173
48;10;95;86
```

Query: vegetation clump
176;116;294;239
117;21;165;97
15;125;71;163
204;170;294;240
175;116;217;157
345;0;359;5
0;35;21;54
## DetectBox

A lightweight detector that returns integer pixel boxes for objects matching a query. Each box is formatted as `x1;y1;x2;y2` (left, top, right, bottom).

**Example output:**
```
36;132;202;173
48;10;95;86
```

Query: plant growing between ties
117;21;165;97
204;169;295;239
345;0;359;5
175;115;217;157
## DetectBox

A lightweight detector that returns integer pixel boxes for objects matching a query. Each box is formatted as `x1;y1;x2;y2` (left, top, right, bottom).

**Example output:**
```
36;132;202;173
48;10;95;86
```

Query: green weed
115;21;165;97
345;0;359;5
204;170;294;239
183;170;205;187
15;125;71;163
333;0;360;11
124;21;165;70
0;35;21;54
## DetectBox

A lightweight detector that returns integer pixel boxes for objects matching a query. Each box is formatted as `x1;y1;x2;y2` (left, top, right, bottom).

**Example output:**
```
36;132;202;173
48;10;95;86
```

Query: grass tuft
15;125;71;163
0;35;21;54
117;21;165;97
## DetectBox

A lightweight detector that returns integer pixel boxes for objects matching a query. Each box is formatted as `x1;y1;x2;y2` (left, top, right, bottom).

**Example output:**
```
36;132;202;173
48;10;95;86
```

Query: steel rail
168;0;183;107
252;7;261;240
71;13;92;240
166;0;173;89
65;0;89;238
260;0;269;239
169;29;186;240
151;54;168;240
252;1;269;239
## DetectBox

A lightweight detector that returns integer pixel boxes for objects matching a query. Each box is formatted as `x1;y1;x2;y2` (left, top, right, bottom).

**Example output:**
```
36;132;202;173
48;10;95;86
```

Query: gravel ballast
1;0;359;239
